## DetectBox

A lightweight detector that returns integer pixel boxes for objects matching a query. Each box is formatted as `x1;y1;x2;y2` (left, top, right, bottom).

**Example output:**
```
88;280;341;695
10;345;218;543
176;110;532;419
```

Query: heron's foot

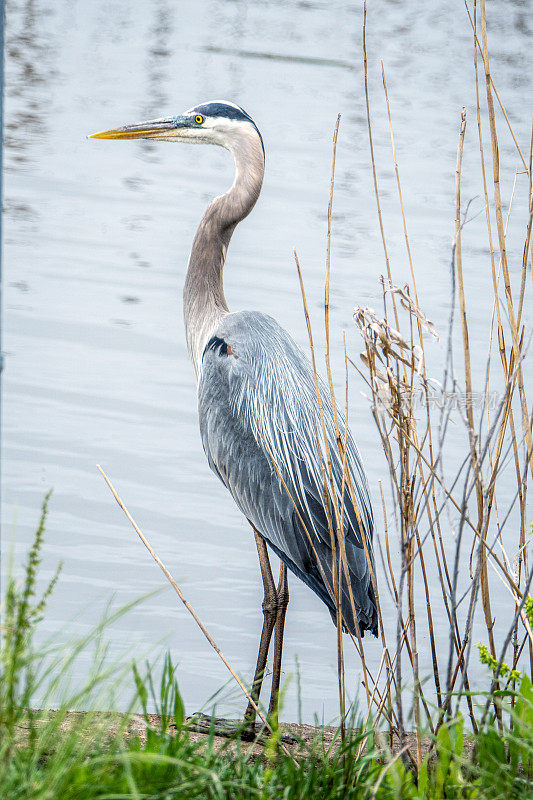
186;712;264;741
184;712;297;744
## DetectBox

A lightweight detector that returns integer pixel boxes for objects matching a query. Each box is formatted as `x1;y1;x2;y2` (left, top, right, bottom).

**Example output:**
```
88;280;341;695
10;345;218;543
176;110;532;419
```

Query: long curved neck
183;129;265;379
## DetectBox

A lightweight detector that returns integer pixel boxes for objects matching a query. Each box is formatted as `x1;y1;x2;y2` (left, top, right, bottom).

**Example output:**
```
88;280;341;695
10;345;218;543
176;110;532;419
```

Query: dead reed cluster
292;0;532;768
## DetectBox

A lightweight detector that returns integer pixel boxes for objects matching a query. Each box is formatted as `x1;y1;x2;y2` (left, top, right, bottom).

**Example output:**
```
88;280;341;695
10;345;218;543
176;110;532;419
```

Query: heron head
88;101;264;156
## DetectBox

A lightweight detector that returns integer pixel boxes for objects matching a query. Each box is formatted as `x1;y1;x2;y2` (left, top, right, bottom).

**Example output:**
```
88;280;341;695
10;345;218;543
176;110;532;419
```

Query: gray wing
198;310;377;636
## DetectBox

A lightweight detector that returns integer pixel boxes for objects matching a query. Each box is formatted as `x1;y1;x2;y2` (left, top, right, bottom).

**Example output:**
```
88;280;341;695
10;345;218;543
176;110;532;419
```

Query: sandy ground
24;709;444;763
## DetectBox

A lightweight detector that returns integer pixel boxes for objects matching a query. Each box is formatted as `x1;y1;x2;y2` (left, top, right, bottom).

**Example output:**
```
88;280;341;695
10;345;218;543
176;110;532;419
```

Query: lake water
2;0;531;722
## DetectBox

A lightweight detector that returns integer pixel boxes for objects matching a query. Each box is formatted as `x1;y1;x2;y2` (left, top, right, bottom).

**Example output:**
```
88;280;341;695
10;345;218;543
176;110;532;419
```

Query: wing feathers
199;311;377;636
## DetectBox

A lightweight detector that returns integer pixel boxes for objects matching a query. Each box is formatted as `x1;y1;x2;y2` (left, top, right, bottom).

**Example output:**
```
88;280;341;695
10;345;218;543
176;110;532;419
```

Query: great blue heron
90;101;377;733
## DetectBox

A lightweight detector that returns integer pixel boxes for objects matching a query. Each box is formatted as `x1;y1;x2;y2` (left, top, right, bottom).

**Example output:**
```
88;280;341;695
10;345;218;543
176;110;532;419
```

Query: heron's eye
195;115;204;125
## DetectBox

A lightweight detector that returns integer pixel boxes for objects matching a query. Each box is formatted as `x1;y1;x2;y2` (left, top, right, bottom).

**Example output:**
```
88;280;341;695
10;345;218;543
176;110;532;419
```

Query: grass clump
2;499;533;799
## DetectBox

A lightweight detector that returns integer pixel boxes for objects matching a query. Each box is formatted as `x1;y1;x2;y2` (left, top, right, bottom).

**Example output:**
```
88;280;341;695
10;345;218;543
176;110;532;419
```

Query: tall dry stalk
97;465;295;760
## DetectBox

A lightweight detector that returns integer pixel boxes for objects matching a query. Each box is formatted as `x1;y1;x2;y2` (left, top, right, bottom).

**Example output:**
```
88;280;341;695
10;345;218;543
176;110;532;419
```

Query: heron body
90;101;377;725
200;310;376;635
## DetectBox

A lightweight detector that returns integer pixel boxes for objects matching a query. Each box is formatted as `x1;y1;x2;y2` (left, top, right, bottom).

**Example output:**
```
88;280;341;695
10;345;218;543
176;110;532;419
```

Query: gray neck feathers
183;125;265;379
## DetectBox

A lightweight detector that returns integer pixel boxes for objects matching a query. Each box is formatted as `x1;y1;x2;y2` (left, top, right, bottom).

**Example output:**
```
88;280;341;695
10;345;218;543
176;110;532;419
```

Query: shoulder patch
203;335;228;358
203;335;238;360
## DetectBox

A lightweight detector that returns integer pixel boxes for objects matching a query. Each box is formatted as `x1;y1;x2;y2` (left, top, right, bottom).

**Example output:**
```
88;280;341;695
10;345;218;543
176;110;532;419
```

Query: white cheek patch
210;119;258;149
177;116;257;149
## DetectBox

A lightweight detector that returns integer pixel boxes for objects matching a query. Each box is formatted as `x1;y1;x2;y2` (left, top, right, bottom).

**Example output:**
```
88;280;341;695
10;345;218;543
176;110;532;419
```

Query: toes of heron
184;712;298;745
185;712;258;739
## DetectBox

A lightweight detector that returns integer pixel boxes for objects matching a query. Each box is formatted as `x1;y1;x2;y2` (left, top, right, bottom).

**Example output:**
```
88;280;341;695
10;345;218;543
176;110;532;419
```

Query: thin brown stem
96;465;293;760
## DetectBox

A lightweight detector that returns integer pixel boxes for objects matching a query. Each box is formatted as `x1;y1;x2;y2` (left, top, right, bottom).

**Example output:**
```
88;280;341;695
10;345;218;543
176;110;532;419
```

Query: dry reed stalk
464;0;530;176
321;115;392;733
475;0;533;702
470;0;509;591
292;117;385;727
453;108;471;436
343;345;396;724
396;386;413;756
482;175;522;582
339;321;402;732
96;465;294;760
452;108;500;710
377;484;396;747
381;66;417;300
295;240;406;737
363;23;430;730
362;0;397;328
340;339;385;725
257;264;397;733
379;69;434;762
380;484;398;605
515;151;531;330
521;125;533;675
472;0;528;612
323;113;346;737
324;113;341;435
524;125;533;310
377;165;453;695
380;61;456;742
293;249;372;715
412;528;442;709
479;0;533;481
354;305;442;748
471;5;530;677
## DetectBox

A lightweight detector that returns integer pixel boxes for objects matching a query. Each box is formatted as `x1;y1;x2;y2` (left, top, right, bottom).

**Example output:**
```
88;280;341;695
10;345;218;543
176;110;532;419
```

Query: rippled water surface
2;0;532;720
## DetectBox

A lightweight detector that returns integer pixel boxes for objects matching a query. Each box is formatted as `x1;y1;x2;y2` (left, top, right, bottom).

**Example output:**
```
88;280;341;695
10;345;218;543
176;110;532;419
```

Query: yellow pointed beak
87;116;188;140
88;127;161;140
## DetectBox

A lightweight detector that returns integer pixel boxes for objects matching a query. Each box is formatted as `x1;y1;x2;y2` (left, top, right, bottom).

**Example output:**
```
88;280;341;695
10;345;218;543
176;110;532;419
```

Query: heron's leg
243;527;278;731
268;562;289;718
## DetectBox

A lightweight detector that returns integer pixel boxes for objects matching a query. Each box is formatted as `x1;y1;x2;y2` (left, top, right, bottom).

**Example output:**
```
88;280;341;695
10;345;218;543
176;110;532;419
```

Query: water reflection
5;0;54;166
145;3;173;113
200;44;356;71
